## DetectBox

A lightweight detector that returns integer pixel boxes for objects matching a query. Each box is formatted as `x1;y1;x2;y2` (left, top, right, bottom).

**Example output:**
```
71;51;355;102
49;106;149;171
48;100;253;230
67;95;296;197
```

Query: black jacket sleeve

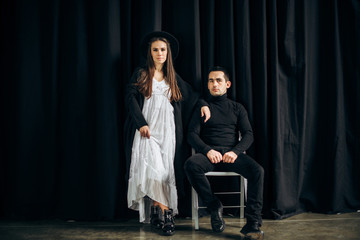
175;74;200;128
187;104;212;155
125;68;148;130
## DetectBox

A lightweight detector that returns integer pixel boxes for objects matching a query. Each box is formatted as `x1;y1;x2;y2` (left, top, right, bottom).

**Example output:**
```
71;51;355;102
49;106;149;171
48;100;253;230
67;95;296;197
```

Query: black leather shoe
210;204;225;232
150;206;164;229
162;209;175;236
240;222;264;240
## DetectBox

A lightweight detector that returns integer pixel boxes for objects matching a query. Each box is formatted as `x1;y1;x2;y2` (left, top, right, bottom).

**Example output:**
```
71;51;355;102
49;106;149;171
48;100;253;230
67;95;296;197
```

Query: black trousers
184;149;264;225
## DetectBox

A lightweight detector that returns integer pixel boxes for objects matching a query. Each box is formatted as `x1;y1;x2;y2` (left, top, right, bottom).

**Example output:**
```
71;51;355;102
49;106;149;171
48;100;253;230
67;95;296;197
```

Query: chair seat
205;171;241;176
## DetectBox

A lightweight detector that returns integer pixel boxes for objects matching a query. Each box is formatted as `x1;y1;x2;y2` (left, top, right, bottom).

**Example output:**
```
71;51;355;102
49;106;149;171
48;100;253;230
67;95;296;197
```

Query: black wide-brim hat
140;31;179;60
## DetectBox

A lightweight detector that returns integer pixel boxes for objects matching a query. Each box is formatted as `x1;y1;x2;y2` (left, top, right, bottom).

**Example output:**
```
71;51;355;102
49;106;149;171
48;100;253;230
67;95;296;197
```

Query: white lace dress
127;78;177;223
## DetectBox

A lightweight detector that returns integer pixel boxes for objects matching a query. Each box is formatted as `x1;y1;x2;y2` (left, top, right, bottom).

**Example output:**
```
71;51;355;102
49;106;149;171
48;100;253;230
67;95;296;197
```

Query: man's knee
184;155;204;174
258;165;264;179
253;163;264;182
244;160;264;182
184;157;196;174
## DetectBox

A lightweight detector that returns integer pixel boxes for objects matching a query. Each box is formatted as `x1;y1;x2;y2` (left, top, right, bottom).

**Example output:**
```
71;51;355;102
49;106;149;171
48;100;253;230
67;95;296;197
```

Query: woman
124;31;209;236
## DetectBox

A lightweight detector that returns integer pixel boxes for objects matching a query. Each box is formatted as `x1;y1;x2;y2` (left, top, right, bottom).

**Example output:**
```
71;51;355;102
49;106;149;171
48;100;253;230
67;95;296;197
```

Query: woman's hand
201;106;211;123
139;125;150;139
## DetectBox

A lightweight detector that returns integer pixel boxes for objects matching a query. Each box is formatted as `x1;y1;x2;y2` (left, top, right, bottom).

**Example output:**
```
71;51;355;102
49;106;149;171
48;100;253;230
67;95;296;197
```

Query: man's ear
226;81;231;89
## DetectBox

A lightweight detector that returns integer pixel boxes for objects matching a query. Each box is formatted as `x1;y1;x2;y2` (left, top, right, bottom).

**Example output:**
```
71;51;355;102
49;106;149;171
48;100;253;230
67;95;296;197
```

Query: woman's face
150;40;167;66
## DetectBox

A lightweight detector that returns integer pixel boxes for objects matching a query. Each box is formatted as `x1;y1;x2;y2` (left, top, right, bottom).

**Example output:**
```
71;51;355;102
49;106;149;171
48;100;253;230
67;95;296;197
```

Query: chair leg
192;187;199;230
240;175;245;219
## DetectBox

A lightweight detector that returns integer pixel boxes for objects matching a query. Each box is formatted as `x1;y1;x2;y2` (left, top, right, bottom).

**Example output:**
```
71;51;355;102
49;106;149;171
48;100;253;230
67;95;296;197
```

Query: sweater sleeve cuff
201;146;212;156
231;149;242;156
136;119;148;130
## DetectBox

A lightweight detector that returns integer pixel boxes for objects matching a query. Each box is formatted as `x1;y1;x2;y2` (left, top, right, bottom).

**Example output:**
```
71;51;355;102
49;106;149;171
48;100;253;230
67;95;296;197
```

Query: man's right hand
139;125;150;139
207;149;223;164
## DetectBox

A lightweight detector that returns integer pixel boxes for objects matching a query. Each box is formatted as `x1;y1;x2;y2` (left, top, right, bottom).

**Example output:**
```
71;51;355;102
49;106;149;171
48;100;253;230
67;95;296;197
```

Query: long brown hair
135;37;182;102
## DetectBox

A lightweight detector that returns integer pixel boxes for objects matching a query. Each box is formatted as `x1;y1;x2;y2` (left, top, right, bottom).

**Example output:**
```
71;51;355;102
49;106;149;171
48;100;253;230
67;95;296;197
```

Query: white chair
191;171;246;230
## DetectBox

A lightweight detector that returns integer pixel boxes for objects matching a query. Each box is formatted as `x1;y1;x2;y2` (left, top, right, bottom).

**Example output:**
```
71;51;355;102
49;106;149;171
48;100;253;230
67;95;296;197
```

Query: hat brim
140;31;179;60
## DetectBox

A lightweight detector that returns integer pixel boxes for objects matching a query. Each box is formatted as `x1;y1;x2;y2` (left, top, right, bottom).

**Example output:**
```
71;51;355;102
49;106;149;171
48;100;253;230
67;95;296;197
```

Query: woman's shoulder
174;73;200;103
130;67;146;83
133;67;146;76
175;72;183;81
175;73;189;88
230;100;248;116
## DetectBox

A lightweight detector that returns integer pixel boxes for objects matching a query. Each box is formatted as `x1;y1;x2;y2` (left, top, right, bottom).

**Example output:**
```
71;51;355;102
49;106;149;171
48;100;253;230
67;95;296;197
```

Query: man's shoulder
227;98;246;110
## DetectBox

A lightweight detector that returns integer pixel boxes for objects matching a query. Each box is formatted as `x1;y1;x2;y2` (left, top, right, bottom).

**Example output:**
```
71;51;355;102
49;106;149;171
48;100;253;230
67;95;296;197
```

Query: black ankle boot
209;201;225;232
162;209;175;236
240;221;264;240
150;206;164;229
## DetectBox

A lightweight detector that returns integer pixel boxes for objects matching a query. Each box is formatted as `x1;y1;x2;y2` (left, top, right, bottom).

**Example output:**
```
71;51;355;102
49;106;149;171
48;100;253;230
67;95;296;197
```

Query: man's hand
223;151;238;163
139;125;150;139
207;149;223;164
201;106;211;123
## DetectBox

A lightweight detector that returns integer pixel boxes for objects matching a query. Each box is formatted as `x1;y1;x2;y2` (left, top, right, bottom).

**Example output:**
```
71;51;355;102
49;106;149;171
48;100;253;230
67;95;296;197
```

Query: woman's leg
151;199;175;235
153;201;169;212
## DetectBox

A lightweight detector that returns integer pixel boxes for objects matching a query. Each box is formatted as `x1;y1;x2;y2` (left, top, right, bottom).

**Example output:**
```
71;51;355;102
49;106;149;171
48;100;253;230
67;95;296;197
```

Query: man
184;66;264;240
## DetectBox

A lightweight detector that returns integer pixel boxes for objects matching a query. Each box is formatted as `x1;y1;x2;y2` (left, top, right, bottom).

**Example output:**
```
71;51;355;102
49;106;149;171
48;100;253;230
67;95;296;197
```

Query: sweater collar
207;93;228;103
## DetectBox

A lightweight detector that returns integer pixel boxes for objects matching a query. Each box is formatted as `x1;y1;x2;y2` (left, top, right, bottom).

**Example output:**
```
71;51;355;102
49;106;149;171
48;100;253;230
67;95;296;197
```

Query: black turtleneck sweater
187;94;254;156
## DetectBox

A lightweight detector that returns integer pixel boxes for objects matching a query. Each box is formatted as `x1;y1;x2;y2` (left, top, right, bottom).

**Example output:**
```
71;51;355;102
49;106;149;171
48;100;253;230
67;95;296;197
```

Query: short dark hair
208;66;230;82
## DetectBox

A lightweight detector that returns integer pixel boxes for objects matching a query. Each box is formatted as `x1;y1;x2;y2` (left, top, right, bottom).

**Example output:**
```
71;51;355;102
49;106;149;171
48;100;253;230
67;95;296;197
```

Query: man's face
208;71;231;96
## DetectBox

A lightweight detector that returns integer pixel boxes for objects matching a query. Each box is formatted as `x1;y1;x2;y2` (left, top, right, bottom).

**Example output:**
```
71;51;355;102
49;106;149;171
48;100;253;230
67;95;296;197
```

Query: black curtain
0;0;359;220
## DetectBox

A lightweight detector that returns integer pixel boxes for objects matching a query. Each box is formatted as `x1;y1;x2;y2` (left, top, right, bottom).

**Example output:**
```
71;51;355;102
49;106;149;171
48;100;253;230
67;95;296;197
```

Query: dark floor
0;212;359;240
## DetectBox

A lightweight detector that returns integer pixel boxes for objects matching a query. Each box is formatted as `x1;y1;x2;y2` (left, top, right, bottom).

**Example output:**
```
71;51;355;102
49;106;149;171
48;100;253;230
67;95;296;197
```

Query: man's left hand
223;151;238;163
